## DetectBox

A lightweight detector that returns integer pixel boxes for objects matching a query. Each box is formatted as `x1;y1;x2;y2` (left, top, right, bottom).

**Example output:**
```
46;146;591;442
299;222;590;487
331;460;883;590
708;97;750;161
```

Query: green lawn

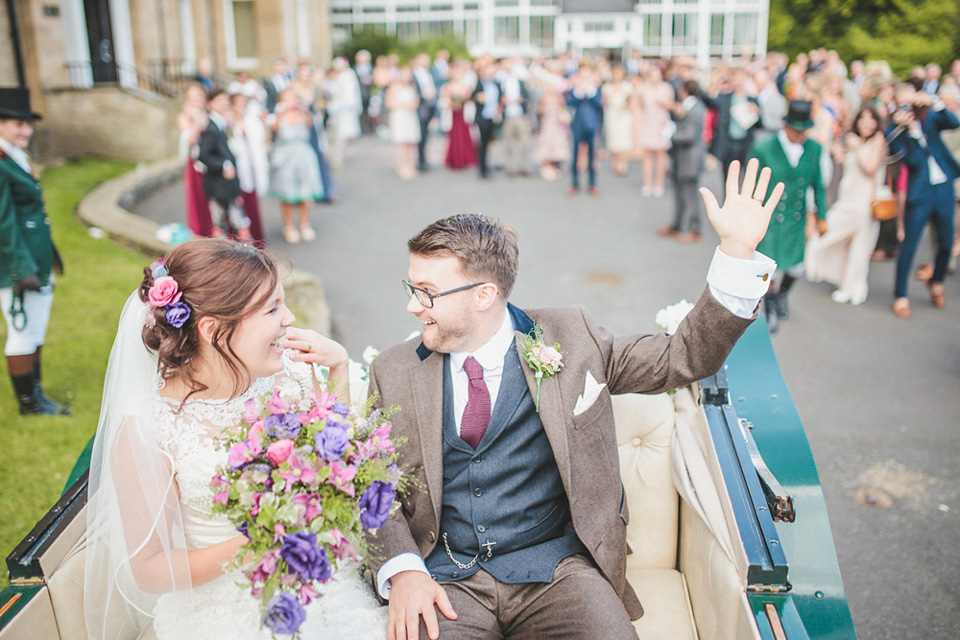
0;159;155;588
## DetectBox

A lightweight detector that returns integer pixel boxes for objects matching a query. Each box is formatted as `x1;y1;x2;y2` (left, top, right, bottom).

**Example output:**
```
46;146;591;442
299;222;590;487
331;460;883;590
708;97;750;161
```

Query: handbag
871;174;896;221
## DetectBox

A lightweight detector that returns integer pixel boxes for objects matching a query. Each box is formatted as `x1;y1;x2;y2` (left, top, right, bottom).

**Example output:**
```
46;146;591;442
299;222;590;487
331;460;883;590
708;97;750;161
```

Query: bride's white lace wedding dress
150;354;387;639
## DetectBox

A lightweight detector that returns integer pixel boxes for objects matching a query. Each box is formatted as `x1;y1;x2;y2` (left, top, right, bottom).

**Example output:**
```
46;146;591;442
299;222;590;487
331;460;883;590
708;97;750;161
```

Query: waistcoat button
451;572;459;579
474;488;483;497
477;525;486;532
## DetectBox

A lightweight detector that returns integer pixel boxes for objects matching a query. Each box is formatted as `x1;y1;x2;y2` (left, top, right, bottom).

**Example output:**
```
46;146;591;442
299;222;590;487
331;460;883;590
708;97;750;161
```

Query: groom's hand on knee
388;570;457;640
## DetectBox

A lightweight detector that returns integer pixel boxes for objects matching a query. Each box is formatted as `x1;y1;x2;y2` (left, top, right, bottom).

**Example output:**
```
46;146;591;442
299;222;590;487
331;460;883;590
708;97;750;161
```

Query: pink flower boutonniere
520;325;563;411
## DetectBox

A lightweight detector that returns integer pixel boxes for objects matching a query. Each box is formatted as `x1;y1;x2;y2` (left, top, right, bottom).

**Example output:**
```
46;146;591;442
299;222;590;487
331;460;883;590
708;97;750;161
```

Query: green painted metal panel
0;584;44;629
726;320;858;640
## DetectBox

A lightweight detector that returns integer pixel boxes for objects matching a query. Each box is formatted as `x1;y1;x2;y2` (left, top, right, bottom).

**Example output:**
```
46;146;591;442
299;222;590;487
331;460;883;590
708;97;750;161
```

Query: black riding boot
33;361;71;415
11;372;42;415
778;274;797;320
764;292;780;334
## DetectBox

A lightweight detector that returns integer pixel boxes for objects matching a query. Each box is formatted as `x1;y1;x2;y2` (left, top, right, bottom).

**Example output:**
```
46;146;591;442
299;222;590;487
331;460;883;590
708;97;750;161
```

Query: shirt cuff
706;247;777;319
376;553;429;600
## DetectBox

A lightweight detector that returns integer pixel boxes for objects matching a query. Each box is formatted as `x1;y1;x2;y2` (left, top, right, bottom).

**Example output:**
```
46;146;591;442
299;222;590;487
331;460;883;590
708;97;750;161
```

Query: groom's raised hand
700;158;784;260
388;570;457;640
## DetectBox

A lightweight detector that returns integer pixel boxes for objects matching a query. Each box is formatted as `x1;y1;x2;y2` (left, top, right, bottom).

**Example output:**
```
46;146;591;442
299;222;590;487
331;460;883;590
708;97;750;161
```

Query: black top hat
0;88;42;121
783;100;813;130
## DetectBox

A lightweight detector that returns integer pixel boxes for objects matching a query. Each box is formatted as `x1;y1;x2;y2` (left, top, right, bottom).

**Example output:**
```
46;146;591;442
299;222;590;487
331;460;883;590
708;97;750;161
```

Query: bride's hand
282;327;348;371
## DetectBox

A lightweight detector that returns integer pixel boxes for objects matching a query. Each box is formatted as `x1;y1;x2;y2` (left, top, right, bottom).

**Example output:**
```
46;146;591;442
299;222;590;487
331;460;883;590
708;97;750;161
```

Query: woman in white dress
805;106;887;304
84;239;387;639
601;65;634;176
385;67;421;180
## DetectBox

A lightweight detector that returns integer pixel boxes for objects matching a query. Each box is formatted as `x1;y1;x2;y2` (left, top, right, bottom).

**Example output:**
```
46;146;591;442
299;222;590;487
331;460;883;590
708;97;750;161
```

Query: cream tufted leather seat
613;386;761;640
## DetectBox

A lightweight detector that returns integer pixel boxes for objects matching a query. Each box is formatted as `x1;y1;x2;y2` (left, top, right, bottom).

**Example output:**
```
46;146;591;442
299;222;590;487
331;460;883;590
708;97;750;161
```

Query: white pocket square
573;370;606;417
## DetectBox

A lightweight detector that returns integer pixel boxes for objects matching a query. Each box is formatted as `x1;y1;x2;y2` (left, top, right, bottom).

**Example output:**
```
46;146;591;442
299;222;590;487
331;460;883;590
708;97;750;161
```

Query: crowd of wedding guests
178;57;362;246
177;48;960;320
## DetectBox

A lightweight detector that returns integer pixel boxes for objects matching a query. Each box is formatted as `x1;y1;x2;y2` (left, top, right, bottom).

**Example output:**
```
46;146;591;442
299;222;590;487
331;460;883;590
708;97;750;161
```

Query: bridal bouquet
210;377;401;637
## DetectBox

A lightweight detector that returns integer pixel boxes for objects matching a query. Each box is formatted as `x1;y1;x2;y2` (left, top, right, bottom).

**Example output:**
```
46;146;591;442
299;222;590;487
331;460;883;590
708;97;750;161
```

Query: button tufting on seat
632;437;642;447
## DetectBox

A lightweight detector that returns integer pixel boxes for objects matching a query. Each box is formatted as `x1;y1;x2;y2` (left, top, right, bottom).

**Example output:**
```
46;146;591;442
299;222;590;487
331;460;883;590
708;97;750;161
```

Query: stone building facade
1;0;333;162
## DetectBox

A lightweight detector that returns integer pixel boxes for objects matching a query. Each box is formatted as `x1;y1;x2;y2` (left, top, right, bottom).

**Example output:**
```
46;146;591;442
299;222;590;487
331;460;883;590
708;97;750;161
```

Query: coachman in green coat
748;100;827;333
0;88;68;415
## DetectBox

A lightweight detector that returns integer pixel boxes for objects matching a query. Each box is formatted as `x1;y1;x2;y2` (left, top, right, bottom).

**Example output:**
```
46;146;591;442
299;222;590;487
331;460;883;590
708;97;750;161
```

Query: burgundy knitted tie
460;356;491;449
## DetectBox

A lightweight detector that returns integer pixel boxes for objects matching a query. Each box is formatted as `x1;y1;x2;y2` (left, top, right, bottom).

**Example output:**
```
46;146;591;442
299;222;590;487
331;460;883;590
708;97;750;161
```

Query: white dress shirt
375;248;775;598
777;129;805;168
0;137;31;174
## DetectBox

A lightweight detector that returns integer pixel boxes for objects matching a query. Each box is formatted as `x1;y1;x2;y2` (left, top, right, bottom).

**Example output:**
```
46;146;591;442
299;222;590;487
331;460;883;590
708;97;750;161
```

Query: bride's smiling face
228;280;295;382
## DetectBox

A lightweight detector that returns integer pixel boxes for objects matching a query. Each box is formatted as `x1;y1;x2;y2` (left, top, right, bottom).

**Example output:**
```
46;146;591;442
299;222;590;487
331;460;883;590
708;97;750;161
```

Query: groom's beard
420;310;472;354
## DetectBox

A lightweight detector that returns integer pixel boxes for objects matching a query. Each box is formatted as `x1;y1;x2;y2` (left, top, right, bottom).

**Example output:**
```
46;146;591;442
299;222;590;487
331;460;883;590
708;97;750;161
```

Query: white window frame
224;0;259;71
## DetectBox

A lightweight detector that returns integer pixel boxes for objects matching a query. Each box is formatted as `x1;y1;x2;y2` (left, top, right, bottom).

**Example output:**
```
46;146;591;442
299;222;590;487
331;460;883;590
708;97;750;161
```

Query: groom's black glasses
402;280;485;308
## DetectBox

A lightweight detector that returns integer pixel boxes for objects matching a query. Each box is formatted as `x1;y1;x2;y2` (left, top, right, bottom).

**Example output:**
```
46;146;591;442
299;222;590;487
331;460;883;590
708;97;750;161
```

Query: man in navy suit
471;62;501;180
412;53;439;172
564;63;603;195
887;91;960;318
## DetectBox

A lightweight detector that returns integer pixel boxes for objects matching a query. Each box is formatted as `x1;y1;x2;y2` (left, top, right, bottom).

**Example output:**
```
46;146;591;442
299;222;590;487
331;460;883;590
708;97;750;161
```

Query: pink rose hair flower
147;276;182;308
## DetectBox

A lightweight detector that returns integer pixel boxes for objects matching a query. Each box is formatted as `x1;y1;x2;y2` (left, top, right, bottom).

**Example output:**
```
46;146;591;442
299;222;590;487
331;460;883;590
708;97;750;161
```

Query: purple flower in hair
165;301;191;328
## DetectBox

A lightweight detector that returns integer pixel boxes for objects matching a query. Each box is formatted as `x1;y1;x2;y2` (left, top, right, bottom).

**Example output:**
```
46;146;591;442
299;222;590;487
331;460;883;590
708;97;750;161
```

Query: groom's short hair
408;214;519;299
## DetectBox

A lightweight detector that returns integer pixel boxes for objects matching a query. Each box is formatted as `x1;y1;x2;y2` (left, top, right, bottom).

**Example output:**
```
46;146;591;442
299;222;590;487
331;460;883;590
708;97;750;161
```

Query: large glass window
643;14;661;46
672;12;697;48
464;18;480;48
495;16;519;44
530;15;554;48
710;14;724;47
397;20;420;40
733;13;758;46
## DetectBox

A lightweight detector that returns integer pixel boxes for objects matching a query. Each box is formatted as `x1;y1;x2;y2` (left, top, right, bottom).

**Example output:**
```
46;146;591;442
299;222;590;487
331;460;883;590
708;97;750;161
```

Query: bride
84;239;387;639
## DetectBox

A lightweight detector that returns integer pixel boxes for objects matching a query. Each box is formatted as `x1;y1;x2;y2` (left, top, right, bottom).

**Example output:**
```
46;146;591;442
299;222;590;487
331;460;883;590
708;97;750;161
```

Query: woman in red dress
442;63;477;170
177;83;213;237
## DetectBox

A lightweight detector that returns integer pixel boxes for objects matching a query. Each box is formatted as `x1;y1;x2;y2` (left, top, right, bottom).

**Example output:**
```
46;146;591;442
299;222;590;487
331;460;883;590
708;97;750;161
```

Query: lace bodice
149;353;387;639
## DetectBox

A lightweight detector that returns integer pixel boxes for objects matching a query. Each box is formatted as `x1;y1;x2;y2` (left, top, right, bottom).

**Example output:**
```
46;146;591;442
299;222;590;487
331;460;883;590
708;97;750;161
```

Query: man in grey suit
661;80;707;243
367;161;783;640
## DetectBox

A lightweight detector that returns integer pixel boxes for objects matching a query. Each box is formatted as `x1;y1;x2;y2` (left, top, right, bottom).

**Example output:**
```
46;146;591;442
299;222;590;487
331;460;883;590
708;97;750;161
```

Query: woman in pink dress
442;64;477;170
177;83;213;237
638;65;675;197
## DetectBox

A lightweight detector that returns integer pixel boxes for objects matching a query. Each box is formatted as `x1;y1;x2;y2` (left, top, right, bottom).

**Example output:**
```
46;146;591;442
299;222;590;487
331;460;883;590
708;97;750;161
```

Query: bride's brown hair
139;239;280;402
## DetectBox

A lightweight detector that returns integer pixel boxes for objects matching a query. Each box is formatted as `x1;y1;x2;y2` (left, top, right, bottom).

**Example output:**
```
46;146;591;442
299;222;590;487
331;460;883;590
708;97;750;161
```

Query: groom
367;160;782;640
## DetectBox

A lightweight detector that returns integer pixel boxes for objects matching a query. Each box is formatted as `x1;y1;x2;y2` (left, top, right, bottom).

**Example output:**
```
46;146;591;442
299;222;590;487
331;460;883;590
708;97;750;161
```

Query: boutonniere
520;325;563;411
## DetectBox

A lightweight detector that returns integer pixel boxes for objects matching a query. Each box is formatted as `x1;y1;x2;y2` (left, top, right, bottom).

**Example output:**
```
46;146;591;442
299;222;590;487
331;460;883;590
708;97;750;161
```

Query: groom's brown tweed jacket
366;287;753;620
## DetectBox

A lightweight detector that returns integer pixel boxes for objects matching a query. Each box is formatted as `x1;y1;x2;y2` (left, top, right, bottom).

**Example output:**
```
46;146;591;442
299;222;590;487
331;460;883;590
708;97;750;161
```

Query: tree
768;0;960;75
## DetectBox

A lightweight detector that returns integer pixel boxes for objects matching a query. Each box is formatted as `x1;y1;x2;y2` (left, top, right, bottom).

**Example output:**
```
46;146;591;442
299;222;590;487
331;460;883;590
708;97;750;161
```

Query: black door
84;0;118;83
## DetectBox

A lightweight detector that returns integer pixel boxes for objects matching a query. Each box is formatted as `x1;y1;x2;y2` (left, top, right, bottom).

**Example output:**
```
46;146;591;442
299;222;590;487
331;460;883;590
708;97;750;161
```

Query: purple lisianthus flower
165;301;191;328
315;424;349;461
280;531;332;582
358;480;396;530
237;520;249;539
331;401;350;417
262;592;307;635
264;412;302;439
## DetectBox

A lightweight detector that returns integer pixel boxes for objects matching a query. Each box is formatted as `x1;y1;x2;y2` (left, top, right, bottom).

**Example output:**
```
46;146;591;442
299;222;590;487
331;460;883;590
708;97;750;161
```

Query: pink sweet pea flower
327;460;357;496
266;439;295;466
370;423;395;453
147;276;182;307
273;522;287;543
292;493;324;526
250;492;263;516
268;391;290;414
327;528;359;561
242;397;262;423
280;454;318;491
249;549;280;584
213;490;228;505
298;582;321;605
228;441;253;469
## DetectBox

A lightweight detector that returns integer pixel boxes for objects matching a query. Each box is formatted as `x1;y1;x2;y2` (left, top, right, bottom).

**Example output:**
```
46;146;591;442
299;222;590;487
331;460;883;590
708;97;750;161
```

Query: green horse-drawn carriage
0;321;857;639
